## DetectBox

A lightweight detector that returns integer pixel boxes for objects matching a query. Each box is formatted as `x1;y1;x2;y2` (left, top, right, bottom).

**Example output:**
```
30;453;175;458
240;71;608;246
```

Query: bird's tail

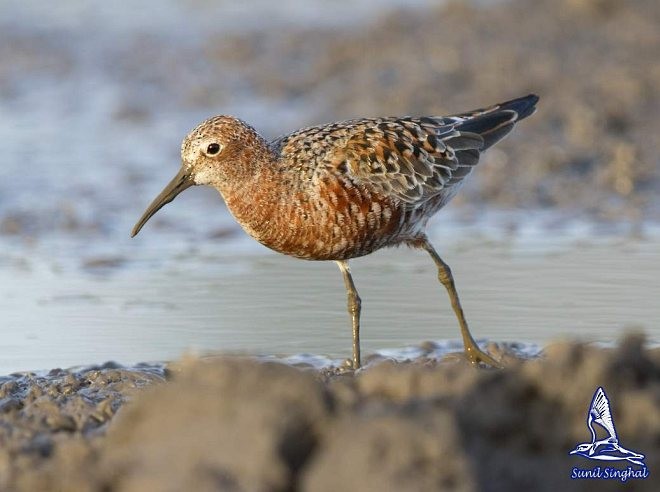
452;94;539;150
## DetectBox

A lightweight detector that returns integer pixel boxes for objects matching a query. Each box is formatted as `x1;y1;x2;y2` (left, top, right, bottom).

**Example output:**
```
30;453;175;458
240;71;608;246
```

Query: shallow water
1;223;658;375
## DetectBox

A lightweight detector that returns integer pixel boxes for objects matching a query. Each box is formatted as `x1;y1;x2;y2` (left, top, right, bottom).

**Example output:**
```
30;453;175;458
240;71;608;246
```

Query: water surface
1;223;658;375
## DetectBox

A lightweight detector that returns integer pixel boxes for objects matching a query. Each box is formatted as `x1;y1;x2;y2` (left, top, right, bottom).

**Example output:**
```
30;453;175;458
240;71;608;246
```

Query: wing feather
590;387;618;440
271;94;539;207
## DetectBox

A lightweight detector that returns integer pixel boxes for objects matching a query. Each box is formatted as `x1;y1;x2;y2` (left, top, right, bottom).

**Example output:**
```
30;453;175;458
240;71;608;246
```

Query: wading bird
132;94;539;369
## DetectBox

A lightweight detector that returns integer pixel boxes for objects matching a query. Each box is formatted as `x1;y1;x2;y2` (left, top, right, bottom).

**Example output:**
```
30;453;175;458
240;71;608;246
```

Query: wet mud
0;335;658;491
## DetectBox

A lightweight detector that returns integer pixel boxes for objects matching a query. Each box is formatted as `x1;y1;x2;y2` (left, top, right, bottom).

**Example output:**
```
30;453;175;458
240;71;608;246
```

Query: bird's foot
339;357;360;372
463;340;503;368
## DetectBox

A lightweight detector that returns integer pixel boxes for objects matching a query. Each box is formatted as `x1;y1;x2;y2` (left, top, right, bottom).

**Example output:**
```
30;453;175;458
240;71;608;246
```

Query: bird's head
569;443;592;455
131;115;265;237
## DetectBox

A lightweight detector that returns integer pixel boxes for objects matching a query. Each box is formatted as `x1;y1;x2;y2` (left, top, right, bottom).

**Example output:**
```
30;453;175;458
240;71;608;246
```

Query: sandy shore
0;335;657;491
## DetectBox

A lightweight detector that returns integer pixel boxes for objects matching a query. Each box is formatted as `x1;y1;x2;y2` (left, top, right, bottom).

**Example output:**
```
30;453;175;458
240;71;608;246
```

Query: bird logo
570;387;645;466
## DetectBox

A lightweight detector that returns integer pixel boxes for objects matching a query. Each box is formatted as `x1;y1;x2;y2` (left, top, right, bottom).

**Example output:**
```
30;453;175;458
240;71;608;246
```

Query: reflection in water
0;233;658;374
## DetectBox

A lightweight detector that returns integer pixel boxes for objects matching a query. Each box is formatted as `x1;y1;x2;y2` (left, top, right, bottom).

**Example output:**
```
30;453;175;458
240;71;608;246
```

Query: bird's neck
214;146;295;252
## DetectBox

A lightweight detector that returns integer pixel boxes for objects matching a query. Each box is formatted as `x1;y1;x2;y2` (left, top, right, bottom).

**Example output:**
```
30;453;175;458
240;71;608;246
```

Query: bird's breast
223;176;406;260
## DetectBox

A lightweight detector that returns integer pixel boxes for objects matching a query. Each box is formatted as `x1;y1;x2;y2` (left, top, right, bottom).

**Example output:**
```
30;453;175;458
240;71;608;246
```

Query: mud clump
99;360;329;491
0;335;658;491
0;363;164;491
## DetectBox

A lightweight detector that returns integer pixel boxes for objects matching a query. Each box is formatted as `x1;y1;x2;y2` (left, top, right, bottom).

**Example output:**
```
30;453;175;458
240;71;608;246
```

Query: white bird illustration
570;387;645;466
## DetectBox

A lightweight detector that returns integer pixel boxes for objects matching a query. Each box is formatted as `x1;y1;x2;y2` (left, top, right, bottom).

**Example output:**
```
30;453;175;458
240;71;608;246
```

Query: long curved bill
131;167;194;237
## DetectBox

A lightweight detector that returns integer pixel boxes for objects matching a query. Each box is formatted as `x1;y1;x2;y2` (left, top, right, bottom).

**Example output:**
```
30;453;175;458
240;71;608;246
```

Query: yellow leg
420;238;502;368
336;260;361;369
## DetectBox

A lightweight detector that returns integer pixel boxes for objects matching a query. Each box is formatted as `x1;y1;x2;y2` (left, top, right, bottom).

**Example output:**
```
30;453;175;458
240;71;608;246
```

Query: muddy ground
0;335;657;491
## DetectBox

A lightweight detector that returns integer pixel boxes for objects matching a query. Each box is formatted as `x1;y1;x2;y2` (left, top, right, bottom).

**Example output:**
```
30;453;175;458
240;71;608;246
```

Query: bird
570;387;645;466
131;94;539;369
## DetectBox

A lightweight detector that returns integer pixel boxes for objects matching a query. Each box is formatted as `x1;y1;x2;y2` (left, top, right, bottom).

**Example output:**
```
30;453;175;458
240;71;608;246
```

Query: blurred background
0;0;658;373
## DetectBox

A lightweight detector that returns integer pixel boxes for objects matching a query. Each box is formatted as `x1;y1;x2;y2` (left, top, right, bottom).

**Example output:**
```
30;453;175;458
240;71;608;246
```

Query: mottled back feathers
171;94;538;259
272;94;538;207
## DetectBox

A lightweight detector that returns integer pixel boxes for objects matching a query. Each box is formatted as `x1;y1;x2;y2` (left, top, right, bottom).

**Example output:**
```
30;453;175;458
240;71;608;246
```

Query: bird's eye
206;143;221;155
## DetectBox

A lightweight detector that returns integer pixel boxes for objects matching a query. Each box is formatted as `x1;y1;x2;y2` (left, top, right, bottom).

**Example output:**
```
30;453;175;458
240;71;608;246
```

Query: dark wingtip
500;93;540;120
455;93;540;151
